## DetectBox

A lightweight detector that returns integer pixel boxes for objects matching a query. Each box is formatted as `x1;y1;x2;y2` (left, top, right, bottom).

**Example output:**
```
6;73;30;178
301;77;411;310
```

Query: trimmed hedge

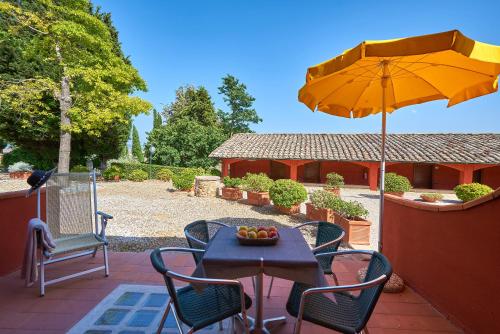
109;161;202;180
128;169;148;182
157;168;174;182
172;168;202;190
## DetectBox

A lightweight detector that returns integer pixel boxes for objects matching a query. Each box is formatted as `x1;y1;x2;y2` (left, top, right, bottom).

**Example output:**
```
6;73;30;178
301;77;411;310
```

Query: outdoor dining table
193;226;327;334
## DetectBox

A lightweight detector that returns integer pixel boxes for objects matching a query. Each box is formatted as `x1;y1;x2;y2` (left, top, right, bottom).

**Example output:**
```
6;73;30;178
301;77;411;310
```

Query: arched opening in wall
432;164;460;190
320;161;369;186
229;160;271;178
298;162;320;183
270;161;290;180
475;165;500;190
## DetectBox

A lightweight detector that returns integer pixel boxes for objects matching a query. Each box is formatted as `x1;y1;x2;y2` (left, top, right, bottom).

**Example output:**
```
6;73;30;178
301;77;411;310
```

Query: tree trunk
55;43;72;173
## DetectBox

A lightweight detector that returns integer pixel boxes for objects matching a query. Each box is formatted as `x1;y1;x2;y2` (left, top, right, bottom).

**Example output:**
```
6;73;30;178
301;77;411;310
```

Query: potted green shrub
334;200;371;245
420;192;444;203
8;162;33;179
324;172;344;196
172;168;199;191
157;168;174;182
306;190;343;222
128;169;148;182
384;172;411;197
269;179;308;215
221;176;243;201
241;173;274;206
103;165;123;181
454;183;493;202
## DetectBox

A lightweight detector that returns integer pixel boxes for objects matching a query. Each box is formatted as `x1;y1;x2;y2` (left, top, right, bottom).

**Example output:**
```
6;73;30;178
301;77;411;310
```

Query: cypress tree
131;125;144;161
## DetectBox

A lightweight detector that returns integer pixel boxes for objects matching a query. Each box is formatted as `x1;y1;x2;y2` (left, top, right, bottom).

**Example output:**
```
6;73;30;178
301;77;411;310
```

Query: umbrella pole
378;61;389;252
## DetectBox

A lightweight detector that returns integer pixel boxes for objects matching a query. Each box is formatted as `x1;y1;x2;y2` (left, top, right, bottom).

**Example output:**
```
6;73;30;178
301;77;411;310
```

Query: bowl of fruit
236;226;279;246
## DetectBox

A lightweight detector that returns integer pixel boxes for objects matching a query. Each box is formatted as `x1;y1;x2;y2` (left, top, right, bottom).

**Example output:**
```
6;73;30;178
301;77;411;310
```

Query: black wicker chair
184;220;229;264
286;250;392;334
150;247;252;334
267;221;345;298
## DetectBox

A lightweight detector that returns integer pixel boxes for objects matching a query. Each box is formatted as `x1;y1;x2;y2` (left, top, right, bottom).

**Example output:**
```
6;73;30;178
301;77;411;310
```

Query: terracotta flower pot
246;191;270;206
386;191;404;197
222;187;243;201
306;203;334;223
420;194;442;203
275;204;300;215
325;187;341;196
9;171;31;180
113;175;120;181
334;212;371;245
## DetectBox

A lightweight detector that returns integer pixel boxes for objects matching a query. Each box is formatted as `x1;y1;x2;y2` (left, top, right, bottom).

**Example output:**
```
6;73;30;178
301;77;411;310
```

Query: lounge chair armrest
97;211;113;220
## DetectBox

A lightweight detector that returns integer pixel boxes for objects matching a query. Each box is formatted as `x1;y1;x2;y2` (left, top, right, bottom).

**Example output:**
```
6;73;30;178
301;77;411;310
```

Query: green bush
102;165;123;180
157;168;174;182
310;190;342;210
2;147;55;170
242;173;274;192
325;172;344;190
7;161;33;173
384;172;412;192
454;183;493;202
269;179;308;208
338;200;369;220
172;168;201;190
70;165;89;172
128;169;148;182
223;176;242;188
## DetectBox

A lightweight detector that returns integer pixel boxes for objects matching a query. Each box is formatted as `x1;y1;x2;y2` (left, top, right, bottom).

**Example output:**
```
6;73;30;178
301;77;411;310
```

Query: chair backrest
356;252;392;329
314;222;344;253
45;172;95;239
184;220;227;264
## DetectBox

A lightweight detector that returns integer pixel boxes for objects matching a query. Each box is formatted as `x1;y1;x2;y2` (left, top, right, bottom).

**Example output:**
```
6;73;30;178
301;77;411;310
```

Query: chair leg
359;327;370;334
293;318;302;334
39;254;45;297
92;247;98;257
156;300;171;334
103;244;109;277
267;276;274;298
218;320;223;330
332;272;339;286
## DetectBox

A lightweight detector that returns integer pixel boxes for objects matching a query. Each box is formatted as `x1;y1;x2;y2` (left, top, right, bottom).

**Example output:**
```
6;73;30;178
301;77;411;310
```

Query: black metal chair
183;220;229;264
286;250;392;334
267;221;345;298
150;247;252;334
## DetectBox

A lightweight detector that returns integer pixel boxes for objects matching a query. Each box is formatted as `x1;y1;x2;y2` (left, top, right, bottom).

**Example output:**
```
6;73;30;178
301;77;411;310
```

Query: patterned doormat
68;284;234;334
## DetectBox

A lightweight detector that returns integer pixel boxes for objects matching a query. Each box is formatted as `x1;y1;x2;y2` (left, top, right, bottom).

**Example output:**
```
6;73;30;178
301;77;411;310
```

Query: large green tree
148;85;224;168
0;0;151;171
218;74;261;136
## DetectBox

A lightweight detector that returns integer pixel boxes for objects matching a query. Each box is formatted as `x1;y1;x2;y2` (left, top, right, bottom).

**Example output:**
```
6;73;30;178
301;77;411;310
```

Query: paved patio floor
0;251;462;334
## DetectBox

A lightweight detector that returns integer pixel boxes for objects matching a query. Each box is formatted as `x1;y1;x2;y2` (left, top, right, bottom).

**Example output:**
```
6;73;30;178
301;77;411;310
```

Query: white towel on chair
21;218;56;287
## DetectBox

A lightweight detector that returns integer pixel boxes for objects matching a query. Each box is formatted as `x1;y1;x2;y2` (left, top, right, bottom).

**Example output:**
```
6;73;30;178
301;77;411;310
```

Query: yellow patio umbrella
299;30;500;251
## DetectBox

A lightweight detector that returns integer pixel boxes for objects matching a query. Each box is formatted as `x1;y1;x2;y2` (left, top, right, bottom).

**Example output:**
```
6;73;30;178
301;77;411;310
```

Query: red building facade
211;134;500;191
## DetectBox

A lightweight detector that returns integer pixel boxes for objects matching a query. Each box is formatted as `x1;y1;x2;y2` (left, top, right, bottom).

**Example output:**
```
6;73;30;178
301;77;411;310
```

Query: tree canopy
0;0;151;170
218;74;261;136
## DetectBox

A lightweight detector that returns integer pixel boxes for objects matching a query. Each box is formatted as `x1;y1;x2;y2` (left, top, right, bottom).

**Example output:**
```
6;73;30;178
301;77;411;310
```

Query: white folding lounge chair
38;171;112;296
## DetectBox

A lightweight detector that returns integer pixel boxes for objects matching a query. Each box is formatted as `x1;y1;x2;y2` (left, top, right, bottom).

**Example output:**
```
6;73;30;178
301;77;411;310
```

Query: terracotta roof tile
209;133;500;164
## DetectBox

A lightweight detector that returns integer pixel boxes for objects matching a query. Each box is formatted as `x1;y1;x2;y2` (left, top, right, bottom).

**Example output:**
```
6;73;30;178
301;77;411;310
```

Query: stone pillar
368;163;379;191
194;176;220;197
459;165;474;184
221;159;229;178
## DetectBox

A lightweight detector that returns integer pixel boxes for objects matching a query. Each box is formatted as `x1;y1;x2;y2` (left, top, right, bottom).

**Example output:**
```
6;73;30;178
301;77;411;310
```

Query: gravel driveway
1;176;458;251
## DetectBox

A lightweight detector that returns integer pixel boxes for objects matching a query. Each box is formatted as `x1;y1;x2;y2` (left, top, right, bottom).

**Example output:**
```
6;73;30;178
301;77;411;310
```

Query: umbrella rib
390;63;447;97
395;61;495;77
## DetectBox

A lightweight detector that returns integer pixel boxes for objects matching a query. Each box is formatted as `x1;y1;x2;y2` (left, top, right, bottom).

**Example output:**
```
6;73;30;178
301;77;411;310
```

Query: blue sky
94;0;500;143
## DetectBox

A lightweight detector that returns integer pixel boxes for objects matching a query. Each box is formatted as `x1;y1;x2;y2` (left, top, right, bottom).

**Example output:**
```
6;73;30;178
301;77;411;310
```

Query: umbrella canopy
298;30;500;251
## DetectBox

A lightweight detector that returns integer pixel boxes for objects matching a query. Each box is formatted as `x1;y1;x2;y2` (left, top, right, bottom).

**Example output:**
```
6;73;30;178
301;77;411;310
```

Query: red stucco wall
432;164;460;190
320;161;369;186
386;163;414;184
382;191;500;333
481;165;500;189
0;190;46;276
229;160;271;178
